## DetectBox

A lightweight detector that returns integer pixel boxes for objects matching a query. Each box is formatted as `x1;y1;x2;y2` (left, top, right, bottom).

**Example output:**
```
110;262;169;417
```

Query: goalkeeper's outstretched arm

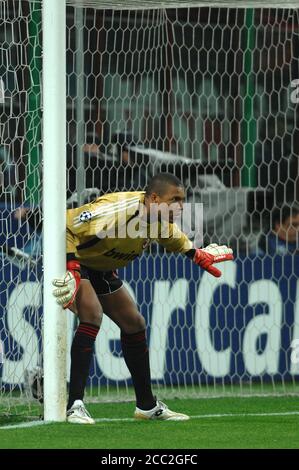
158;223;233;278
184;244;234;277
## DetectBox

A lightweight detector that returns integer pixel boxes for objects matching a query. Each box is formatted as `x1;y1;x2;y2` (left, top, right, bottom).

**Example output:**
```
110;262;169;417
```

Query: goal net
0;0;299;422
0;0;43;422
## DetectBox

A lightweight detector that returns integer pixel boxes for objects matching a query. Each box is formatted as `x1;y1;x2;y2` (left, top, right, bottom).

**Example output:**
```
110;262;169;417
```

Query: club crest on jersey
79;210;92;222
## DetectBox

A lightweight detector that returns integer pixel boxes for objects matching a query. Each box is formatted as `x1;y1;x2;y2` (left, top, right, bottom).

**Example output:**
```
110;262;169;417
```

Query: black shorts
80;265;123;296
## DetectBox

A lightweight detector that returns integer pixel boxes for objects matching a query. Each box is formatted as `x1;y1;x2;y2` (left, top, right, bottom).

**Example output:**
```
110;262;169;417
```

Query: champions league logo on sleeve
79;210;92;223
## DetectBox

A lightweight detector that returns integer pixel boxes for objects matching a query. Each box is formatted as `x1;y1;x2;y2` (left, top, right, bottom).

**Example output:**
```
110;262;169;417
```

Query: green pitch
0;396;299;449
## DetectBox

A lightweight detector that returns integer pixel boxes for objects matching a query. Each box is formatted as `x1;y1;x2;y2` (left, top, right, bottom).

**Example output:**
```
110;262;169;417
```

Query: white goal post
42;0;67;422
0;0;298;424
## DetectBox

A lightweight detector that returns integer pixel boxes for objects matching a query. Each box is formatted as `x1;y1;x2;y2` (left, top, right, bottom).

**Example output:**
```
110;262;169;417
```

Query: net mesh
0;0;43;421
66;1;299;10
66;5;299;401
0;0;299;421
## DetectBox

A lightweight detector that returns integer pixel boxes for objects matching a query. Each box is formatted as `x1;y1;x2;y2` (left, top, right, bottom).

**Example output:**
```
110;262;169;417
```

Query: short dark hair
272;205;299;229
145;173;183;197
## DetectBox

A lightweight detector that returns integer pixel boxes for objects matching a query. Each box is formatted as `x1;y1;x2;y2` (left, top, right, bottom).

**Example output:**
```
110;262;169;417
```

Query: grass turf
0;396;298;449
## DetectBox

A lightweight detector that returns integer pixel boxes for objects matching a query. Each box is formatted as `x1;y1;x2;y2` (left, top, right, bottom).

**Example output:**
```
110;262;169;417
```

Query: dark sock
67;322;99;410
121;329;156;410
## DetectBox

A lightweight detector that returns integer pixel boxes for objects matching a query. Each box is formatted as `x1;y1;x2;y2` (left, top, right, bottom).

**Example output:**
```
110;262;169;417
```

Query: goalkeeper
53;173;233;424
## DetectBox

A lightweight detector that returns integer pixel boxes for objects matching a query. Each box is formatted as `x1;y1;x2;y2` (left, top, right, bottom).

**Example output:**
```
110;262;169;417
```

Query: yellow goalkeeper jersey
66;191;193;271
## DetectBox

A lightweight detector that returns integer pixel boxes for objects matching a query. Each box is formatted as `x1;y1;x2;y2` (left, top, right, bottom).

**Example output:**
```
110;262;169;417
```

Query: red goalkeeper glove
193;243;234;277
52;260;81;309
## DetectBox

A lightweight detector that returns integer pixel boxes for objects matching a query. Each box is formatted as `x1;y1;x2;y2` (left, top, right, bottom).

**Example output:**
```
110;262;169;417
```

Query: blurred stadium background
0;0;299;436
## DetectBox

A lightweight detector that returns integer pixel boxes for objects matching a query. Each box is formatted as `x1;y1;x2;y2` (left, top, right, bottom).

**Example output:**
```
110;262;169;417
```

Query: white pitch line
1;411;299;429
0;420;47;430
190;411;299;419
94;411;299;423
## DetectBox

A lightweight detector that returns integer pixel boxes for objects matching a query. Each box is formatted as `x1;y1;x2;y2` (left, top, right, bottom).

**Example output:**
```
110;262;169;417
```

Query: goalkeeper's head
144;172;185;224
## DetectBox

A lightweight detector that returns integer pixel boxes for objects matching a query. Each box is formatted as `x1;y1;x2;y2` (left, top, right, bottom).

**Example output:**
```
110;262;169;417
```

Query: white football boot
66;400;95;424
134;400;190;421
